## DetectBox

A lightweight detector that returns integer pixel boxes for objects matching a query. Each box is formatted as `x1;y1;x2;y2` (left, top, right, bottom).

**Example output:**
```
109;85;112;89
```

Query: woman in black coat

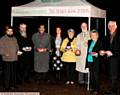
86;29;103;95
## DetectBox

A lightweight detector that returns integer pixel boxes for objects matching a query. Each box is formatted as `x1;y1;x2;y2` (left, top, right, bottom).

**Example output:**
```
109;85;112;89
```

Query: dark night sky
0;0;118;28
0;0;119;39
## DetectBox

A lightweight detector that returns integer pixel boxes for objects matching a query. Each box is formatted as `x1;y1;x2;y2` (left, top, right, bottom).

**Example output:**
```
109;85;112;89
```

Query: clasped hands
37;48;47;53
89;50;113;57
99;50;113;57
89;52;98;57
22;46;32;51
64;46;73;52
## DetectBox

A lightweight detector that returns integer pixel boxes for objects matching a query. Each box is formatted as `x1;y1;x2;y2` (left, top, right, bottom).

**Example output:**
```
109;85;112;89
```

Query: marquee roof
11;0;106;18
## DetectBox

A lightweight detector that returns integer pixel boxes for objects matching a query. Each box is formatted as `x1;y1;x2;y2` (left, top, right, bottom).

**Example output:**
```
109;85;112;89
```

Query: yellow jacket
60;38;77;62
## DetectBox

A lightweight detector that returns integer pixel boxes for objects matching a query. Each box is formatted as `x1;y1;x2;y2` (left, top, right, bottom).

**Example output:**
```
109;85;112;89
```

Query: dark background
0;0;120;85
0;0;107;25
0;0;119;37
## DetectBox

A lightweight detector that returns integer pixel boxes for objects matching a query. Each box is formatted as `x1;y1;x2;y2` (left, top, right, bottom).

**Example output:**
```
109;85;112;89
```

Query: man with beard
76;22;90;85
16;23;33;84
0;26;21;90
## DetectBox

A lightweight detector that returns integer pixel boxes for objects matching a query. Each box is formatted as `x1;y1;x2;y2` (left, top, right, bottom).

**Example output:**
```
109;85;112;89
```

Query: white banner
12;6;91;17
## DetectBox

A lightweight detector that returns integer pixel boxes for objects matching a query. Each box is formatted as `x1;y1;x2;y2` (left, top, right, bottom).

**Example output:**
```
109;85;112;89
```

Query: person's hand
37;48;43;52
37;48;47;53
22;47;26;51
65;48;70;52
26;47;32;51
17;51;23;55
43;48;47;52
5;54;9;57
66;46;71;49
22;47;32;51
106;50;113;57
90;52;98;57
99;50;106;56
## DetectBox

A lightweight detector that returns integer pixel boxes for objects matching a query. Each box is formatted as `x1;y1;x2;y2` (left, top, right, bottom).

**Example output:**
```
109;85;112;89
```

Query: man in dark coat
16;23;33;83
103;20;120;95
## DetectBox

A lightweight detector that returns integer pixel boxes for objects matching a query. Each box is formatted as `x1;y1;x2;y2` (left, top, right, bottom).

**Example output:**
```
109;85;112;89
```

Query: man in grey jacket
32;24;51;81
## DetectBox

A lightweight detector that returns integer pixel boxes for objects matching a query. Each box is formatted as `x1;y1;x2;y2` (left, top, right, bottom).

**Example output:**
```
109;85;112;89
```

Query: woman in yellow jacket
60;29;77;85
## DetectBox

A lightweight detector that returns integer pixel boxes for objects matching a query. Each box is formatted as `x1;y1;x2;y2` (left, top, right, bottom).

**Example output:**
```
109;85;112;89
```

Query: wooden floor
0;74;119;95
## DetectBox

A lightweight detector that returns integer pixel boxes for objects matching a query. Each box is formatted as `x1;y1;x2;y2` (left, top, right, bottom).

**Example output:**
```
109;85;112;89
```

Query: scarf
67;36;75;46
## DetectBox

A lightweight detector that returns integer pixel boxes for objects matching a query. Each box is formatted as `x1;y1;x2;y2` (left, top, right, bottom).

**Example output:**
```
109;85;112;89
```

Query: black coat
86;39;103;68
104;31;120;58
16;32;33;53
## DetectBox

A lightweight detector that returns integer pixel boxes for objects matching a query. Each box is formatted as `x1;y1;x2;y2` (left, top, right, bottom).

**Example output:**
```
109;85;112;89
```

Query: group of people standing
0;20;119;95
0;23;33;90
75;20;120;95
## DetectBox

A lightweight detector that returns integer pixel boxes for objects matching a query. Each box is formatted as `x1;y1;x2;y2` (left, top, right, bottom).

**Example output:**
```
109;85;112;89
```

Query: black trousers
3;61;16;89
88;62;100;92
17;53;32;82
108;57;119;93
64;62;76;81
